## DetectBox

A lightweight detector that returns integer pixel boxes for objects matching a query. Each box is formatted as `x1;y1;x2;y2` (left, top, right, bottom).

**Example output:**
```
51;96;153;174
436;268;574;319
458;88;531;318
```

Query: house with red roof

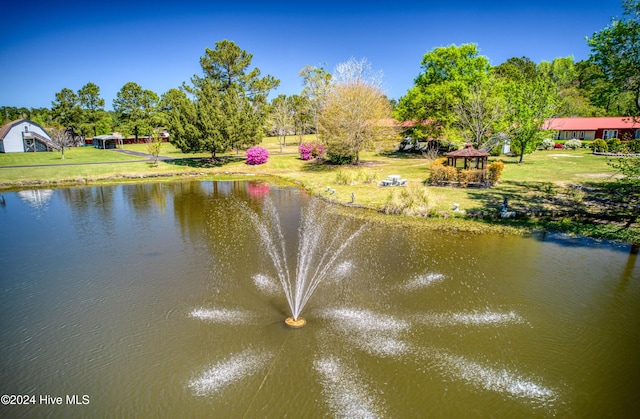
546;117;640;141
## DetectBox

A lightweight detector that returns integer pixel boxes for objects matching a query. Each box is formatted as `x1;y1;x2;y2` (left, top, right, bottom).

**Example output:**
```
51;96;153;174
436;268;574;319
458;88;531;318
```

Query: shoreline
2;170;637;246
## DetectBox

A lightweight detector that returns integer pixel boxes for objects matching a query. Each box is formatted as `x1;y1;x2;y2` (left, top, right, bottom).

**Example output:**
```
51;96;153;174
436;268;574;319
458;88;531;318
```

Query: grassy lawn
0;139;636;243
0;146;143;166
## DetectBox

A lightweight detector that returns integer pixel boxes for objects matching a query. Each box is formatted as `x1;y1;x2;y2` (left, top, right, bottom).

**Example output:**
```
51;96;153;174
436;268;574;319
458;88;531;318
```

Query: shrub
382;187;438;217
607;138;622;152
458;169;483;187
299;142;326;161
326;141;356;165
541;138;556;150
592;138;608;152
335;168;378;185
554;143;563;149
245;146;269;165
628;139;640;153
429;158;458;184
487;160;505;185
564;139;582;150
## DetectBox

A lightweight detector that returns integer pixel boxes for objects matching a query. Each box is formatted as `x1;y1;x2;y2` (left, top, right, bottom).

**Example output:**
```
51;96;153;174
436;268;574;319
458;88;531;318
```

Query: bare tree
270;94;294;152
48;127;74;159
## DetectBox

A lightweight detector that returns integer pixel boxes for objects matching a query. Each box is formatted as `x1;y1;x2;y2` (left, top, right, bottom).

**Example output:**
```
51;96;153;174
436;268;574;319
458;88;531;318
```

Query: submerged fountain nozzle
285;317;306;328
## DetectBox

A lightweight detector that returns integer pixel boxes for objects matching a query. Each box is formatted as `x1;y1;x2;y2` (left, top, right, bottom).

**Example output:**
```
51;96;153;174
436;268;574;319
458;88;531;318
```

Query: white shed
0;119;58;153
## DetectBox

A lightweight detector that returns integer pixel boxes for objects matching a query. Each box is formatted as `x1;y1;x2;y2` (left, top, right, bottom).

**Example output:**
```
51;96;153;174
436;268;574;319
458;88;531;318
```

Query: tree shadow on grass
165;156;244;168
300;160;337;173
465;180;559;214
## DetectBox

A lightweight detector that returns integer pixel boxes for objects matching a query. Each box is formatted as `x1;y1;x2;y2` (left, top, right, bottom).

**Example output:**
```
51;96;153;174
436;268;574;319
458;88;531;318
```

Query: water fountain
246;197;365;327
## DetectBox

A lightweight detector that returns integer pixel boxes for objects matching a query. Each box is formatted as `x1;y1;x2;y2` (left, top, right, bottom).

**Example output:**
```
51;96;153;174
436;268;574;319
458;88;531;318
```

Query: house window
572;131;577;139
636;129;640;139
603;130;618;140
24;125;29;132
580;131;584;139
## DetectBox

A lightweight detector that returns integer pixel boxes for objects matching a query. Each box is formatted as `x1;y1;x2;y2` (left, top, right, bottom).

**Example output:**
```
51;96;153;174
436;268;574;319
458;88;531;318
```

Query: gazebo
445;143;490;175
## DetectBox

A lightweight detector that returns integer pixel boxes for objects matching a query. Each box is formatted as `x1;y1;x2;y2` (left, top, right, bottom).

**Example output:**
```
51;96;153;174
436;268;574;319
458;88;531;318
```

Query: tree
51;88;82;128
503;78;558;163
608;156;640;228
47;126;74;159
319;58;398;164
145;131;163;166
288;94;312;143
112;82;159;137
534;56;604;117
453;79;505;151
395;44;491;141
492;56;538;83
168;40;279;159
78;82;105;136
299;64;332;141
587;0;640;116
270;94;294;151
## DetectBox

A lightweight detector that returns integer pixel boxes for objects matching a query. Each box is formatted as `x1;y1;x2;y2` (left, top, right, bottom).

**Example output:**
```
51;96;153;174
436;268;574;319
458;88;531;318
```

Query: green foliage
326;141;357;165
51;88;82;128
167;40;279;158
145;132;163;166
607;138;623;152
395;44;490;140
628;139;640;153
592;138;608;152
588;0;640;116
112;82;159;136
608;154;640;225
502;77;558;163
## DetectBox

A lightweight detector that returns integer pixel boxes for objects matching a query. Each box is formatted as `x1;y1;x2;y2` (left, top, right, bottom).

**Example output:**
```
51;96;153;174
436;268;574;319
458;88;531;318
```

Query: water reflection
0;181;638;418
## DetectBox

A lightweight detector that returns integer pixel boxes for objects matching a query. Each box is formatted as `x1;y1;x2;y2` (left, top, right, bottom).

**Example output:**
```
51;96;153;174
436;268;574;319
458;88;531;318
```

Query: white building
0;119;58;153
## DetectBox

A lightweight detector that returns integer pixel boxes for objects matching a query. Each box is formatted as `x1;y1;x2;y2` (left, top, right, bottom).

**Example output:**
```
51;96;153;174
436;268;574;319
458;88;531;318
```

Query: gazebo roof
446;143;489;157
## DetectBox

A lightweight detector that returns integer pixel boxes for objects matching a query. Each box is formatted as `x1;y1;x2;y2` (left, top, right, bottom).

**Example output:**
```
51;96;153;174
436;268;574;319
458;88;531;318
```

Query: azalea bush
246;146;269;165
298;142;326;160
541;138;556;150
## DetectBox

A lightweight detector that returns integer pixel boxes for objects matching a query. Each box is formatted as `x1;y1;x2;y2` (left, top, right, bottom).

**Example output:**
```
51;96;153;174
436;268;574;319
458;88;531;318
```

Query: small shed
93;134;123;149
446;143;490;171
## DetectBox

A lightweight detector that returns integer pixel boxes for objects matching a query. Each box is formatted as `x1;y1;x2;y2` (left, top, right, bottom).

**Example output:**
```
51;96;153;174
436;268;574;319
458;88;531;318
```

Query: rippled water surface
0;181;638;418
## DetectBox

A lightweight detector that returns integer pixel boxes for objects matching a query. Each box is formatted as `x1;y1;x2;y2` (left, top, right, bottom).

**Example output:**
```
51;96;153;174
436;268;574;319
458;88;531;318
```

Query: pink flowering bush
246;146;269;165
298;142;326;161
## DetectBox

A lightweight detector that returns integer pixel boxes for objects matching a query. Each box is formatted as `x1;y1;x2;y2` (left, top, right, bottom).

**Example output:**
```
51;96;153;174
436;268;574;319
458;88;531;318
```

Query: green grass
0;140;636;243
0;146;143;166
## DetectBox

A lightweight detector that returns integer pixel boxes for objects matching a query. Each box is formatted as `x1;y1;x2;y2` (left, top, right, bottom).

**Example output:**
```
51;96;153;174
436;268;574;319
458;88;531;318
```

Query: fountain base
285;317;306;328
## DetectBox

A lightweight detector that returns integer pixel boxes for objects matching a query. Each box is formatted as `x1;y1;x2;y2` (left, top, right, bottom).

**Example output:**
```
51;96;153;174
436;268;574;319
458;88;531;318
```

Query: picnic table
381;175;407;187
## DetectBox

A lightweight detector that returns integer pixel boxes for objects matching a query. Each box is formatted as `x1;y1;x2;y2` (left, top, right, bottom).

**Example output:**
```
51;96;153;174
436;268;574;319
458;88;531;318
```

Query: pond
0;181;638;417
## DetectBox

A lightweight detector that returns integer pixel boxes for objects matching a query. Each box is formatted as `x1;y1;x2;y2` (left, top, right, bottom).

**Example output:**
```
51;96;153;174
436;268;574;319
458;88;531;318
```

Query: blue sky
0;0;624;110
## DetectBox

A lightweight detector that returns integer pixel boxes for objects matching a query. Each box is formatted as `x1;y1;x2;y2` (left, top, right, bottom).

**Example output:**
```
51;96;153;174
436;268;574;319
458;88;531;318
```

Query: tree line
1;0;636;164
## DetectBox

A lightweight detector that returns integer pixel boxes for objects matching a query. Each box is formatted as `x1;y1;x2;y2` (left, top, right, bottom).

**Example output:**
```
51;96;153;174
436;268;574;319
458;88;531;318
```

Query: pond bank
0;166;637;245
